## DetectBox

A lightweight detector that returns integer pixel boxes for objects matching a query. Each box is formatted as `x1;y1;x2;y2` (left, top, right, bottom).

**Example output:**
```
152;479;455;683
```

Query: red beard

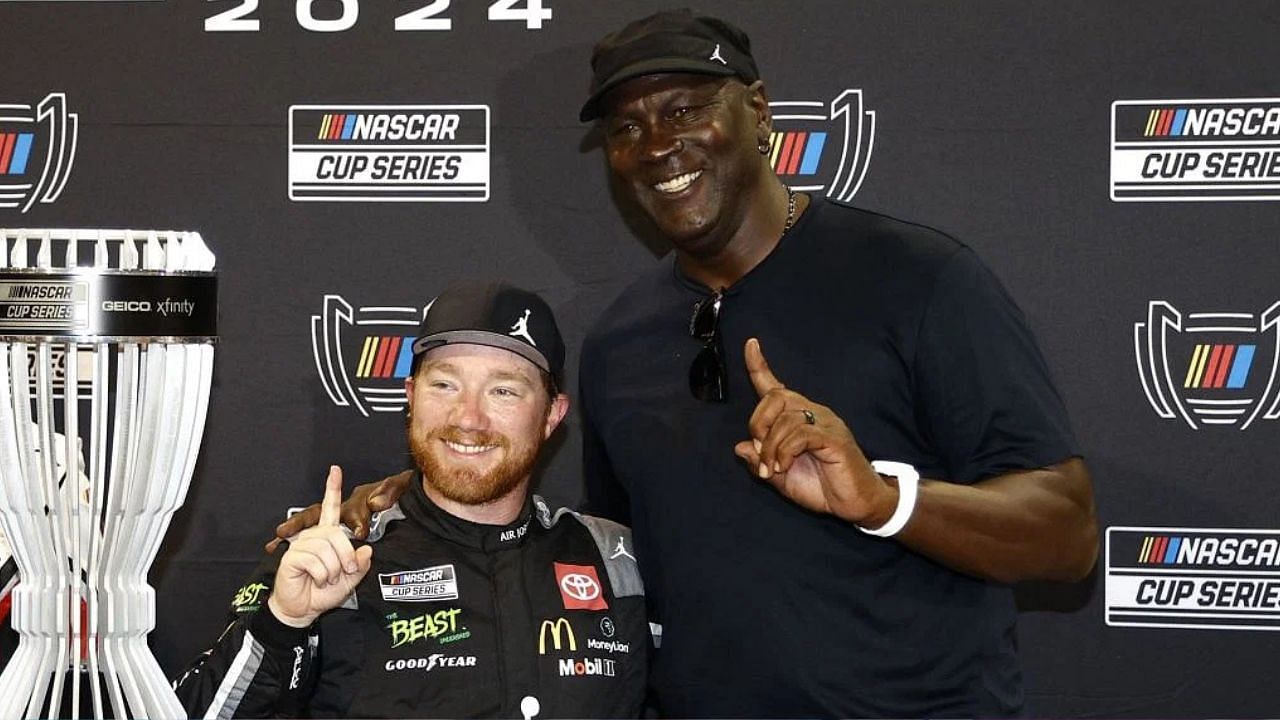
408;424;540;505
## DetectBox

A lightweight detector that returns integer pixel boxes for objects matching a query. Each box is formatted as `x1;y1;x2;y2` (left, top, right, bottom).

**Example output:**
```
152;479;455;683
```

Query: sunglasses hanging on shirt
688;289;727;402
685;187;798;403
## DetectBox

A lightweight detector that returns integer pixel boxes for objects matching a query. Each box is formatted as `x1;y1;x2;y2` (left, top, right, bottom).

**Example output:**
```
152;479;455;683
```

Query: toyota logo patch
552;562;609;611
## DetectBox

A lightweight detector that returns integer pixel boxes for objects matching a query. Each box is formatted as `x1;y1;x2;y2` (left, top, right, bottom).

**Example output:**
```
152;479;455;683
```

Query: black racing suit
173;474;649;718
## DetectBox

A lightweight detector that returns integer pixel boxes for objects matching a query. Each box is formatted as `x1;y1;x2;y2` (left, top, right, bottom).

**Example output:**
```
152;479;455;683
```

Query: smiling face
602;73;773;260
405;343;568;507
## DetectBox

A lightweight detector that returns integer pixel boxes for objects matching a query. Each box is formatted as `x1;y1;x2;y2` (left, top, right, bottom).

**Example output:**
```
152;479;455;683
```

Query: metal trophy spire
0;228;216;719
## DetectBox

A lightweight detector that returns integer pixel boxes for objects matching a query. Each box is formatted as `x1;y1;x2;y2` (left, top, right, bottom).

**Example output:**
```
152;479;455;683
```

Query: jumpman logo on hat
509;308;536;346
709;43;727;65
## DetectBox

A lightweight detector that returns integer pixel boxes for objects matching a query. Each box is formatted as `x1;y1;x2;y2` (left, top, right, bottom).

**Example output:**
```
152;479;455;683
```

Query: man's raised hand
266;466;374;628
732;338;896;527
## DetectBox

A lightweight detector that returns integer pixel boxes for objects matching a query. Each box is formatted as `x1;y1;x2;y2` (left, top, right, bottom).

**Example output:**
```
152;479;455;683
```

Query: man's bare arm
889;459;1096;583
735;338;1097;584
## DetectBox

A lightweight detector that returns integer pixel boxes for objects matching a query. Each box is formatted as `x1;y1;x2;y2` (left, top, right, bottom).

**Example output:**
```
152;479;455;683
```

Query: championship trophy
0;228;216;718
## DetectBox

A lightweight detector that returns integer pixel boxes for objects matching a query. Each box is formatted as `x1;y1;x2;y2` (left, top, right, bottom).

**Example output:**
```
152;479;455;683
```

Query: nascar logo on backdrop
1134;300;1280;430
1106;527;1280;631
289;104;490;202
1111;98;1280;201
311;295;427;417
768;90;875;201
0;92;77;214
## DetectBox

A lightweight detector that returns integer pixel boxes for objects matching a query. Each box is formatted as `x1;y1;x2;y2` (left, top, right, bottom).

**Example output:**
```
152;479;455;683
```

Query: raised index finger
745;338;786;398
318;465;344;526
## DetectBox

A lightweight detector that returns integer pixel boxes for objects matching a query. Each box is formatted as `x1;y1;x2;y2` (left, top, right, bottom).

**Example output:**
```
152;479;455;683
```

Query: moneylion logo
538;617;576;654
1134;300;1280;430
768;90;875;202
1111;97;1280;201
311;294;428;417
0;92;78;214
289;104;490;202
587;637;630;654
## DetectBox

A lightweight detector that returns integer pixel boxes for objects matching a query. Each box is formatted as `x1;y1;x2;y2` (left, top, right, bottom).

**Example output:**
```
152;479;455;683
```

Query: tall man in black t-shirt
279;9;1099;717
569;10;1097;716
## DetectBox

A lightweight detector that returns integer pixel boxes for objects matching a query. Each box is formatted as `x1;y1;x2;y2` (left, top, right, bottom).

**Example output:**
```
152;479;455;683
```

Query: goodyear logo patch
1111;98;1280;201
1107;527;1280;631
1134;301;1280;430
288;104;489;202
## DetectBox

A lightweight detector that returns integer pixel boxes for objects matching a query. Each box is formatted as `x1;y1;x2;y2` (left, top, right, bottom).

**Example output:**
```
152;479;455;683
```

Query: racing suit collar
400;471;536;552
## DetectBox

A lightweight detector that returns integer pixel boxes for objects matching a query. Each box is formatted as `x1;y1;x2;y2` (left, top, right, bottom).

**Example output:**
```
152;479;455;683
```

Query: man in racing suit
173;281;649;718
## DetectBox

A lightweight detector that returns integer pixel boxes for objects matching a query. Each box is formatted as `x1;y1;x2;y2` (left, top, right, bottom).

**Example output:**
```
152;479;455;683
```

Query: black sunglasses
688;290;727;402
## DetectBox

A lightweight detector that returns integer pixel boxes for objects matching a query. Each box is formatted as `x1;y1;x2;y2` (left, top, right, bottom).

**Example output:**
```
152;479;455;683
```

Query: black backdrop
2;1;1279;716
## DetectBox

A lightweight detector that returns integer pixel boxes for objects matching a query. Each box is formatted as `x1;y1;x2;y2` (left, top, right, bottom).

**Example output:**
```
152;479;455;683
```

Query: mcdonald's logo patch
538;617;576;654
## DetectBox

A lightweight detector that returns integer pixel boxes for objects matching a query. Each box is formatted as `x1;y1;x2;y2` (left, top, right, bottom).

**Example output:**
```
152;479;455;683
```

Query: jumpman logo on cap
709;43;727;65
509;308;536;346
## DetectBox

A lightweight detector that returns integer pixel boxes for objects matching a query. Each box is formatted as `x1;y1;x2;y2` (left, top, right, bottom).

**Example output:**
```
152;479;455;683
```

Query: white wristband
859;461;920;537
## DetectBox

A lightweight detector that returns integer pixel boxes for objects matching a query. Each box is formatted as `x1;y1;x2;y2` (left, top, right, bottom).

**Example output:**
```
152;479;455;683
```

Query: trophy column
0;228;217;719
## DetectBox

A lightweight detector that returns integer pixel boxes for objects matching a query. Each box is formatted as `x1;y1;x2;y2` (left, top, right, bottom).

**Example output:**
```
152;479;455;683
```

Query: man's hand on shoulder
266;466;374;628
266;469;414;553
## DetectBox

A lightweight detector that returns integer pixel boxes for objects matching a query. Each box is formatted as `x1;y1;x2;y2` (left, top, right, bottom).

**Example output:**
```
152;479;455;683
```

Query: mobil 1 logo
288;105;489;202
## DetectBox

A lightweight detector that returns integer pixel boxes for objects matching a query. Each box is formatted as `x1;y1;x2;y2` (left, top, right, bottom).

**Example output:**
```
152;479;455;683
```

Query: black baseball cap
580;8;760;121
411;281;564;383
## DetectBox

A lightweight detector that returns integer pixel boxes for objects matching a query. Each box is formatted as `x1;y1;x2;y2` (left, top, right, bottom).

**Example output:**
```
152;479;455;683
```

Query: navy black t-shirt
580;198;1078;718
